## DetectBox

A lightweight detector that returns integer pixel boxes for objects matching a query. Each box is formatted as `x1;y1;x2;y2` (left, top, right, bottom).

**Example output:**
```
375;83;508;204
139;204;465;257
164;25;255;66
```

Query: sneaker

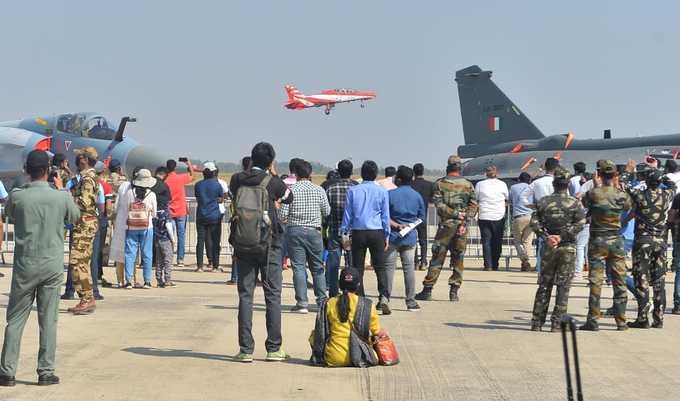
291;305;309;314
157;282;166;288
627;320;650;329
194;266;204;273
60;292;75;300
673;305;680;315
38;374;60;386
226;279;237;285
143;282;153;289
134;282;143;289
265;350;291;362
407;303;421;312
122;282;133;290
381;303;392;316
165;281;176;287
94;294;104;301
233;352;253;363
176;261;184;268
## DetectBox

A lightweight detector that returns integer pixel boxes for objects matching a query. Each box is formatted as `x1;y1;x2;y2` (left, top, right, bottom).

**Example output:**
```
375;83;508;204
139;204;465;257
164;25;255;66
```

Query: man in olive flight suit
0;150;80;387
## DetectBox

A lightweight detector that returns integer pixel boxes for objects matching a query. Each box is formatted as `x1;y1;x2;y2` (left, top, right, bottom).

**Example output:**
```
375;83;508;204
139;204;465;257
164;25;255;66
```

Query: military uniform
416;156;478;301
69;148;100;312
0;180;80;380
529;168;585;331
582;161;633;330
627;173;675;328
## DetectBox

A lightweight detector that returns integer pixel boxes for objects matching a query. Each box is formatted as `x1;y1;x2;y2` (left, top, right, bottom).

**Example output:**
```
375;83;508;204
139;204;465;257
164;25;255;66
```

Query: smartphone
178;157;188;163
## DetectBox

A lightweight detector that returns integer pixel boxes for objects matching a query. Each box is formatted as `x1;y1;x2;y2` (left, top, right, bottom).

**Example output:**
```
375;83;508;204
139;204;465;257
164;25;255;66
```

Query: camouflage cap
600;160;617;174
552;166;571;184
447;155;462;166
74;146;98;160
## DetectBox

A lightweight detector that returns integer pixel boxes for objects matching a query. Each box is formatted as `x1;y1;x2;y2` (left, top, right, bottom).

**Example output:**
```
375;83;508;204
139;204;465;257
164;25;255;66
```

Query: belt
81;215;98;222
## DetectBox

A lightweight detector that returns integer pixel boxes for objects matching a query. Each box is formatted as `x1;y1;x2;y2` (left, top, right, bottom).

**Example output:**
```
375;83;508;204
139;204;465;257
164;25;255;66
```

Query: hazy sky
1;1;678;169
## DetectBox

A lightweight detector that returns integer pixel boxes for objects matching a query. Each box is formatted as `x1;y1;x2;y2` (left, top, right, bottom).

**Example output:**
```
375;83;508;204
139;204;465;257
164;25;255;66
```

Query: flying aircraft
283;85;376;115
455;65;680;180
0;113;175;187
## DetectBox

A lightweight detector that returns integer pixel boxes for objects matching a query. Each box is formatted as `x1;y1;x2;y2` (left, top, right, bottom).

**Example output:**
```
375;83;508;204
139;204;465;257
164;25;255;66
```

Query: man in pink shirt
165;159;194;267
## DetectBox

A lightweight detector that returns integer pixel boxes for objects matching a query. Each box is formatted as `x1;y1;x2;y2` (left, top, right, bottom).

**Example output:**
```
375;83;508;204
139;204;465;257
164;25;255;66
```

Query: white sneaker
291;305;309;314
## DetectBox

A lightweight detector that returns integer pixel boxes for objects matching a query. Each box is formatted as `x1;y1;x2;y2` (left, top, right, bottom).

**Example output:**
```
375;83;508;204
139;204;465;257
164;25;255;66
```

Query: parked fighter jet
283;85;376;115
0;113;172;187
455;65;680;180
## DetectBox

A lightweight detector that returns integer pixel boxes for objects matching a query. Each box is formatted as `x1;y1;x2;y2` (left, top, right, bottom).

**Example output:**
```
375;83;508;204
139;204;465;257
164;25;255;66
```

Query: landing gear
360;102;365;109
324;109;331;115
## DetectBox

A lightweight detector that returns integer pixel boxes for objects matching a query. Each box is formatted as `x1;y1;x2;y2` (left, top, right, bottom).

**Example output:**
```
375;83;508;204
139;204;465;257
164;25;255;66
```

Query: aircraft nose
124;146;170;176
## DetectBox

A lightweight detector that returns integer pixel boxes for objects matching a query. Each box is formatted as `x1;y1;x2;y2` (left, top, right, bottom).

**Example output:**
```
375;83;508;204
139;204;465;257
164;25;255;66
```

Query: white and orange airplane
283;85;377;115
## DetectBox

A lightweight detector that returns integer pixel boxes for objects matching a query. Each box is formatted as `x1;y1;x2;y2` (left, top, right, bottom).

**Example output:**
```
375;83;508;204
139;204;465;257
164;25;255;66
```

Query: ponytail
337;290;351;323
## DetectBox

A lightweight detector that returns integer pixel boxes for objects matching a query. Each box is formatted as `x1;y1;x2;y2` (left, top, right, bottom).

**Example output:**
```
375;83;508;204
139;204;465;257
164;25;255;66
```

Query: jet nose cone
124;146;170;177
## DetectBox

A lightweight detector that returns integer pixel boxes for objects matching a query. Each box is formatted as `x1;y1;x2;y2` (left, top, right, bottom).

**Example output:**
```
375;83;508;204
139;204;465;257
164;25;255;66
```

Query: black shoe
617;324;629;331
483;266;491;271
652;320;664;329
381;303;392;316
157;281;166;288
94;294;104;301
449;286;459;302
579;321;599;331
0;272;5;278
530;323;542;332
673;306;680;315
415;287;432;301
38;374;60;386
627;320;650;329
0;375;15;387
407;303;421;312
60;292;75;300
122;282;133;290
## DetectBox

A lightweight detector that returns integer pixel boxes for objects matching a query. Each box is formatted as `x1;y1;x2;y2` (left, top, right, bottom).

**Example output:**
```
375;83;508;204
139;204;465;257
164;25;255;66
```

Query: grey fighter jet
455;65;680;180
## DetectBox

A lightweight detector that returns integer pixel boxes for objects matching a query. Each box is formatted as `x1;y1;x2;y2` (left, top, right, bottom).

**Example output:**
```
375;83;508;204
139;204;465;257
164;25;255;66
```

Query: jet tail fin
285;85;303;101
455;65;544;145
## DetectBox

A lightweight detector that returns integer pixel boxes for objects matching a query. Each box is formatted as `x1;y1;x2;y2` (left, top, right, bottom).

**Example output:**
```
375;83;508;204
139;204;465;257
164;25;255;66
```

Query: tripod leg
561;319;575;401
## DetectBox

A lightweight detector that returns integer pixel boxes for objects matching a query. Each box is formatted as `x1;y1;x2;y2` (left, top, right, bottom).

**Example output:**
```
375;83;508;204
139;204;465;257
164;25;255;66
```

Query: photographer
48;153;72;189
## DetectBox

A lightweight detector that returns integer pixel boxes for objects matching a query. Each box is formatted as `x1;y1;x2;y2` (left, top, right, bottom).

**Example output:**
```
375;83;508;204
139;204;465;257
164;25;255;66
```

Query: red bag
373;334;399;366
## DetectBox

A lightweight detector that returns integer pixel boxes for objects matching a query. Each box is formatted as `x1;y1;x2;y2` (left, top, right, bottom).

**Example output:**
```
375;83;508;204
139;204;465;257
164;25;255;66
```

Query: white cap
203;161;217;172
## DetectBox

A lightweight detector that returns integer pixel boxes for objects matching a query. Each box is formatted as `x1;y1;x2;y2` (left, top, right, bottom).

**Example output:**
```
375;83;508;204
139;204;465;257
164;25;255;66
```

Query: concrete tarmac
1;261;679;401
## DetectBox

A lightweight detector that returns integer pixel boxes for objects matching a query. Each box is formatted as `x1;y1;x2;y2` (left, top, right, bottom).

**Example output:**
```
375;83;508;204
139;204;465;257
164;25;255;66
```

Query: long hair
337;268;360;323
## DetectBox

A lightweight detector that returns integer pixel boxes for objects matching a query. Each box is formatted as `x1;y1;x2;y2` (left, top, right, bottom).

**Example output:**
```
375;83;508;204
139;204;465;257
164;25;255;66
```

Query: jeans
237;236;283;354
125;228;154;283
479;219;505;269
231;260;239;282
351;229;387;298
325;226;351;297
536;237;544;273
196;220;221;268
172;216;187;262
575;224;589;274
384;244;417;307
287;226;327;308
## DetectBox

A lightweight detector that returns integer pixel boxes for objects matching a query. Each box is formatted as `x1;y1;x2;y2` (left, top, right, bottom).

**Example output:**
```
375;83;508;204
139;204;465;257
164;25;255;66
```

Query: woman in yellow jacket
311;268;385;367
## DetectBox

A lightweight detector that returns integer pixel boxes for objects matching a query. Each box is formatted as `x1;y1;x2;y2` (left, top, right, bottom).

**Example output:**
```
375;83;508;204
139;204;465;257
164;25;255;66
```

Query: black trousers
351;229;387;297
479;219;505;269
196;220;221;268
415;222;428;264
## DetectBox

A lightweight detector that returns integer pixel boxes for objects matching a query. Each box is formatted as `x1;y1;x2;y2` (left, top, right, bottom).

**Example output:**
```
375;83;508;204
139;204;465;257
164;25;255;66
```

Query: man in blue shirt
194;162;225;272
385;166;425;312
340;161;390;311
509;172;533;271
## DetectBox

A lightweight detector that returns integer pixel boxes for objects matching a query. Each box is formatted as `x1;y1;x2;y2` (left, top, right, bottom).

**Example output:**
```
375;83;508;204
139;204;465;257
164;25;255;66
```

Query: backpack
231;175;272;256
127;188;151;229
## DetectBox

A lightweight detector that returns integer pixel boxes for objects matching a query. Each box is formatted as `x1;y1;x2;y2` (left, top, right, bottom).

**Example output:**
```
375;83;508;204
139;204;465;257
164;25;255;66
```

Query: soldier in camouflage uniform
68;146;100;315
415;155;478;302
529;167;585;332
626;169;675;329
580;160;633;331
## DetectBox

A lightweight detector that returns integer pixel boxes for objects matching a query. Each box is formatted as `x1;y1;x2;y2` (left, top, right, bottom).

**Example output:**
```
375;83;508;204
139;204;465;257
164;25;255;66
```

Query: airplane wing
0;127;50;185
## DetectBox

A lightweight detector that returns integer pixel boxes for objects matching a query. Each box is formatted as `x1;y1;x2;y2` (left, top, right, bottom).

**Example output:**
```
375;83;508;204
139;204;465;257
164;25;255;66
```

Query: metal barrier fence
1;199;533;269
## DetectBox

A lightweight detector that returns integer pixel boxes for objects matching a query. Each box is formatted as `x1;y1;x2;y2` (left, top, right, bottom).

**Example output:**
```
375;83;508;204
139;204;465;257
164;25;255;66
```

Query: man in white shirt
475;165;509;271
522;157;559;273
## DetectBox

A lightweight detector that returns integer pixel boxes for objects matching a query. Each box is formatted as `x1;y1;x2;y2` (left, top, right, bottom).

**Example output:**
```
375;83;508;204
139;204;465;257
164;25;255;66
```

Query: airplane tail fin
285;85;303;101
455;65;544;145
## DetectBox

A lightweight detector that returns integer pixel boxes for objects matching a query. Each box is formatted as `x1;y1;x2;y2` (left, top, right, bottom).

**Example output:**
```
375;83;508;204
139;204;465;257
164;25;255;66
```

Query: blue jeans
674;242;680;306
287;226;327;307
125;228;154;283
231;259;239;282
172;216;187;262
575;224;589;274
535;237;544;273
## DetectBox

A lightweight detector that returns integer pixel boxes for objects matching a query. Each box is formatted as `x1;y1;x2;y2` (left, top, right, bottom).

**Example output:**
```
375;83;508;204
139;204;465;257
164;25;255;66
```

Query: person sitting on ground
310;268;386;367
